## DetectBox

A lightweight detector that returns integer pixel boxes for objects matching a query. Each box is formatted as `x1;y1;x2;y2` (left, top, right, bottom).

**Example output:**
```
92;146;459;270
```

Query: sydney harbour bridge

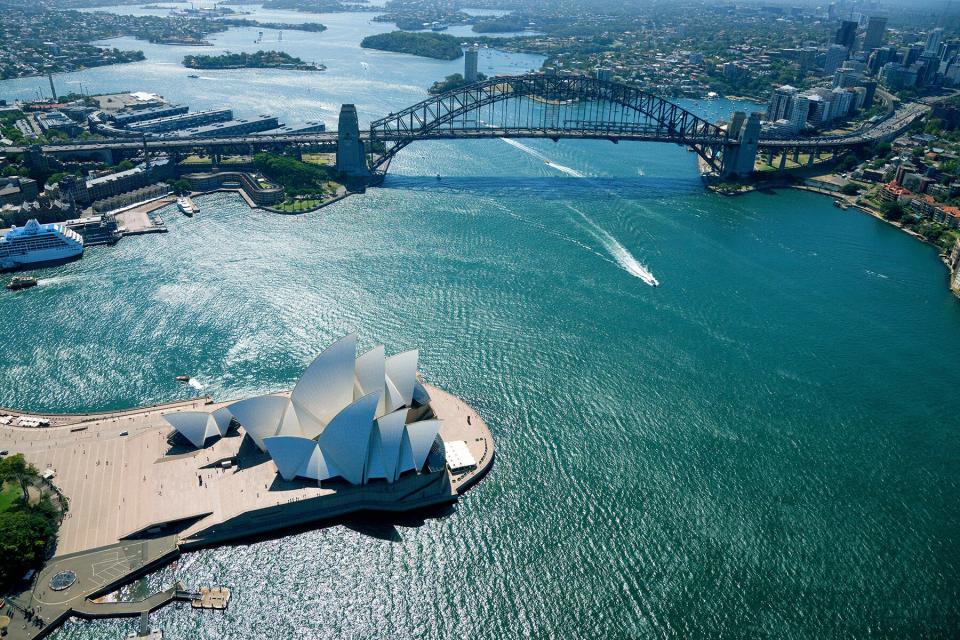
4;73;926;181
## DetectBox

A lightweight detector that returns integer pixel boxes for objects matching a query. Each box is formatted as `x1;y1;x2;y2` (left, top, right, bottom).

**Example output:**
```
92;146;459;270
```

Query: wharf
113;196;174;236
0;383;493;640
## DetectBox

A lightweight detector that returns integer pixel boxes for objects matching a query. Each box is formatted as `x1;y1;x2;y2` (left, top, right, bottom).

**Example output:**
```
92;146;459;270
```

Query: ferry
177;196;199;216
0;219;84;272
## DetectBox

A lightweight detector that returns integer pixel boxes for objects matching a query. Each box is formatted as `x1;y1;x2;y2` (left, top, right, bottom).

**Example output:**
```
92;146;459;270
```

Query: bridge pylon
335;104;370;178
721;111;761;180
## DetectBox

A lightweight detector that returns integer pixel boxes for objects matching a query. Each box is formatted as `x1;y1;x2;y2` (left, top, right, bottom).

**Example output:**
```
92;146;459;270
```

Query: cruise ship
0;219;84;271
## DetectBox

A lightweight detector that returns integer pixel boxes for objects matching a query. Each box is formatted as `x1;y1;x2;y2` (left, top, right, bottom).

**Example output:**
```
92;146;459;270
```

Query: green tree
116;159;135;171
880;201;905;221
0;510;56;589
171;179;192;195
841;183;860;196
0;454;37;503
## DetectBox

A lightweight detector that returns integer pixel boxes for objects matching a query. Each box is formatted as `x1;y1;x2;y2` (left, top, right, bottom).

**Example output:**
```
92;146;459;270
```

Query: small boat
175;375;190;382
436;173;441;180
833;199;850;210
6;276;38;291
187;74;200;78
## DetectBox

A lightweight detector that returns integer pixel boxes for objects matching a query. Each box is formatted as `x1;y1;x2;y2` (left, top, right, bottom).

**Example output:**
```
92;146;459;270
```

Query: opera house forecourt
0;334;492;639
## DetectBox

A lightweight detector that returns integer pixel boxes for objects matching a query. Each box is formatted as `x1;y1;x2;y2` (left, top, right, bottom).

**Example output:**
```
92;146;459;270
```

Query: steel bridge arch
367;74;732;174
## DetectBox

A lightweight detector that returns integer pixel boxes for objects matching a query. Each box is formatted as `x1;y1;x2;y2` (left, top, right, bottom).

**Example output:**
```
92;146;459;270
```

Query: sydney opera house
162;334;444;485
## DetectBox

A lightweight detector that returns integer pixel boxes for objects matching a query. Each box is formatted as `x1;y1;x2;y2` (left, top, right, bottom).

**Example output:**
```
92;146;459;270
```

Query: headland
0;382;492;639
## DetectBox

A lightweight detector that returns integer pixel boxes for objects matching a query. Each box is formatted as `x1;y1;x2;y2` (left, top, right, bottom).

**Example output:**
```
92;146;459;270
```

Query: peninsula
0;334;493;640
182;50;325;71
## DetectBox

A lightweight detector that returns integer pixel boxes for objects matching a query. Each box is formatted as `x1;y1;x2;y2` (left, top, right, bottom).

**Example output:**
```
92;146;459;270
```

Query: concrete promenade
0;383;493;640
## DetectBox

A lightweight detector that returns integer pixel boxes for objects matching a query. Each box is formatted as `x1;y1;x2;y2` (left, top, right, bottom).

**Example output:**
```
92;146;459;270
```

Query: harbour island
0;334;493;640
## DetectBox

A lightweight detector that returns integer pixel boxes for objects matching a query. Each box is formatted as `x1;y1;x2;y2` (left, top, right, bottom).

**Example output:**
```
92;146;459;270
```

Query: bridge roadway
0;101;929;157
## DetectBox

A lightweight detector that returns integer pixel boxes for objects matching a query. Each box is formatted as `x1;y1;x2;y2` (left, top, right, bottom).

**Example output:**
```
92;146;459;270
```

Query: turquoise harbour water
2;8;960;638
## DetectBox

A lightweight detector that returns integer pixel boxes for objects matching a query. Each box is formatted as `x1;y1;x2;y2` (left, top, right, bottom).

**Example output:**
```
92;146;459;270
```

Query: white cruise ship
0;219;84;271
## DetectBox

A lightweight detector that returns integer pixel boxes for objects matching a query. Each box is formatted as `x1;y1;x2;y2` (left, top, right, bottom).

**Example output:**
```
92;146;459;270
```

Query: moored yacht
177;196;199;216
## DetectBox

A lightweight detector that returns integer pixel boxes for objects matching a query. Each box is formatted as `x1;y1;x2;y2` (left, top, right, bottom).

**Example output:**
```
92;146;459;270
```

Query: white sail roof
210;407;234;436
162;411;220;448
185;335;438;485
290;333;358;436
375;409;408;483
385;350;418;411
227;395;289;451
264;436;317;481
405;419;441;471
318;391;380;485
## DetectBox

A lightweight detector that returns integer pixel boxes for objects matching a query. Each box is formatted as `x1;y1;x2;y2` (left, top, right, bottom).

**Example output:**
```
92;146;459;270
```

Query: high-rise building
868;46;899;74
464;46;478;82
833;68;861;88
788;95;811;132
824;44;848;75
903;44;924;68
926;28;944;55
835;20;858;50
831;87;855;119
861;80;877;108
766;85;797;121
863;16;888;52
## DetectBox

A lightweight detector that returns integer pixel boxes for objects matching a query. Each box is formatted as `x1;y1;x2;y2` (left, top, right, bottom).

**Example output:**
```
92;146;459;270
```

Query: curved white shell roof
291;333;357;436
187;335;437;485
163;411;220;448
227;395;289;451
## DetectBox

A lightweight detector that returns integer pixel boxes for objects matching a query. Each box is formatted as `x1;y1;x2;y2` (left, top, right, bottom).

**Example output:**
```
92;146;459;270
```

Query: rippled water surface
2;8;960;639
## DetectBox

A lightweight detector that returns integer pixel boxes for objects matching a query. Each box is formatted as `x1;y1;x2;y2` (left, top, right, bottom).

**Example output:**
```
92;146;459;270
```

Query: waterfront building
766;85;797;122
464;46;479;82
85;157;172;203
173;115;280;138
0;218;83;271
36;110;81;137
879;181;913;204
862;16;887;52
181;172;284;206
788;94;811;133
595;67;614;83
128;108;233;134
824;44;848;75
110;104;188;127
165;334;441;486
255;121;326;136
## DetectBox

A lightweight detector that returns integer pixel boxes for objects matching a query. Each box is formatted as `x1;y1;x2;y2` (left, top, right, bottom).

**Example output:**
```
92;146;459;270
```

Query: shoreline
712;179;960;297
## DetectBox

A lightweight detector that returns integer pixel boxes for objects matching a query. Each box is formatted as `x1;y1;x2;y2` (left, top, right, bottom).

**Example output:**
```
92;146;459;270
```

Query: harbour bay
2;6;959;638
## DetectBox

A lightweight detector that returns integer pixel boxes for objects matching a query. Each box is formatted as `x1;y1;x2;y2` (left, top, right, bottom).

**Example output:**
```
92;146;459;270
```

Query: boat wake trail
496;136;658;286
188;378;205;391
499;138;585;177
565;204;659;286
